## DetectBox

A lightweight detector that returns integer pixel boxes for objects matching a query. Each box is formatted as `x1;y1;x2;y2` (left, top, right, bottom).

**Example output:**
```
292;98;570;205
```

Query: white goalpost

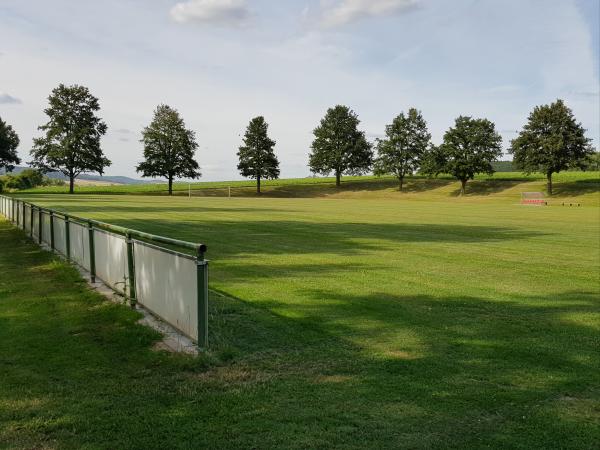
521;192;547;205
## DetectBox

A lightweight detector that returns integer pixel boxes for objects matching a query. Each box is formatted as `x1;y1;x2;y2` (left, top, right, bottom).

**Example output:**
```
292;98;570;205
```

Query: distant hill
0;166;162;185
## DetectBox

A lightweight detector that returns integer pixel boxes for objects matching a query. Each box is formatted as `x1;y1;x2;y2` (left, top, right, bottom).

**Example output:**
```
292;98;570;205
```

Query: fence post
38;208;43;244
65;215;71;260
196;245;209;349
88;221;96;283
126;231;136;307
50;212;55;251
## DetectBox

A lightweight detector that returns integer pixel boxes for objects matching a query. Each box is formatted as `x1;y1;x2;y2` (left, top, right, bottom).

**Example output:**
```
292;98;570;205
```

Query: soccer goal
521;192;547;205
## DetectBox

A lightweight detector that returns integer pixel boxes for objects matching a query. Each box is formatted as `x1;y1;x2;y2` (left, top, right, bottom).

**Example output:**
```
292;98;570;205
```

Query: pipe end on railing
197;243;207;260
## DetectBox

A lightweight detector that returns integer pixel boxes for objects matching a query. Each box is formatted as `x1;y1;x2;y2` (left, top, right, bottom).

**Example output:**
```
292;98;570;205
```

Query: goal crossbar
521;192;546;205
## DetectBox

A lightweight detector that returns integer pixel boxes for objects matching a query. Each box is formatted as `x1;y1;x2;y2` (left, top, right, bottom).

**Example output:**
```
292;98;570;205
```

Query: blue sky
0;0;598;180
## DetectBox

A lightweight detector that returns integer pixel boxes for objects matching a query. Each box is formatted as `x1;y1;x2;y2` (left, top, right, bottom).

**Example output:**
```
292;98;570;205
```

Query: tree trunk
335;170;341;187
460;179;467;195
69;175;75;194
168;176;173;195
547;172;553;196
399;175;404;191
257;176;261;194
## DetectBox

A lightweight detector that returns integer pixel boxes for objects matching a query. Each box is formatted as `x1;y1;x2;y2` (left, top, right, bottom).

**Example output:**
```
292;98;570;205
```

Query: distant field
74;179;124;186
5;176;598;448
20;171;600;203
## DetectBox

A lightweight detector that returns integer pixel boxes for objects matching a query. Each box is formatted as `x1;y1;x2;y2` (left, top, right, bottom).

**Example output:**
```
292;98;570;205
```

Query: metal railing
0;195;209;349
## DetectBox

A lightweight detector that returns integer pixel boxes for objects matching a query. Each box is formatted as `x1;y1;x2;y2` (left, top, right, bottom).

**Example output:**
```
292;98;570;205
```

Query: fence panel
2;197;9;218
32;208;40;239
69;221;91;271
53;216;67;255
0;194;209;349
24;204;32;233
93;229;128;294
7;198;14;221
134;240;198;341
16;202;22;227
41;212;52;245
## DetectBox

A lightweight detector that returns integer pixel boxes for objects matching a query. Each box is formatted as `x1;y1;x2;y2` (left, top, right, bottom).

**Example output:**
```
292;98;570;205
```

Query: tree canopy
309;105;373;187
0;117;20;172
373;108;431;190
437;116;503;194
237;116;279;194
509;99;593;195
420;145;447;178
30;84;110;194
137;104;200;195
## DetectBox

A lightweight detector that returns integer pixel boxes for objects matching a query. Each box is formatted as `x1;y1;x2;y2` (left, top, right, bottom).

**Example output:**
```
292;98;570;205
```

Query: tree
309;105;373;187
0;117;20;172
137;105;200;195
438;116;503;195
420;144;447;178
510;99;594;195
30;84;110;194
237;116;280;194
373;108;431;190
583;150;600;171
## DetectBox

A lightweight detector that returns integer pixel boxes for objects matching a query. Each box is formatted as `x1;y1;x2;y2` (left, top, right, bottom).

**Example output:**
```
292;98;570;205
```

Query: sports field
2;174;600;448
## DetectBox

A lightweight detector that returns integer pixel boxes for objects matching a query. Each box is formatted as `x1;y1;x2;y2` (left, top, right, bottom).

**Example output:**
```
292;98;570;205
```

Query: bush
18;169;45;189
0;169;64;191
2;174;22;189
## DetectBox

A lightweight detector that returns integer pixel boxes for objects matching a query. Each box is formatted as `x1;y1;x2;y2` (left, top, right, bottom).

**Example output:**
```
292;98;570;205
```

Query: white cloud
0;92;22;104
170;0;249;26
320;0;418;27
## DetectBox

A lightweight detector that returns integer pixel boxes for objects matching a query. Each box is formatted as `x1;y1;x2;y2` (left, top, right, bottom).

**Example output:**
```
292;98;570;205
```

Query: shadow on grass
0;223;600;449
19;177;454;199
93;218;549;258
451;180;524;197
1;221;598;448
209;287;600;448
177;177;456;198
552;180;600;197
13;172;600;200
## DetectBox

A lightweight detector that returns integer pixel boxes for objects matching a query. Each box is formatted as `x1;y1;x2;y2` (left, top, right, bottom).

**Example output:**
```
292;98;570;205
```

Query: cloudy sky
0;0;598;180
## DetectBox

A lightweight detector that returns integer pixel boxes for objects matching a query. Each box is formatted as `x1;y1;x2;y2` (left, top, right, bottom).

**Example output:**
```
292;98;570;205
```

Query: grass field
2;174;599;448
20;171;600;202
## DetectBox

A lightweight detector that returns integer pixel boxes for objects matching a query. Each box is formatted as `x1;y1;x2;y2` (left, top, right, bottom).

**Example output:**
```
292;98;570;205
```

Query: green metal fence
0;195;209;349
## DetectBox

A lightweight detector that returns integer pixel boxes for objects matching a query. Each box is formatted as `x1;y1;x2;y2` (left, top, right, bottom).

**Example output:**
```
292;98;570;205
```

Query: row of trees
0;83;595;195
270;101;593;195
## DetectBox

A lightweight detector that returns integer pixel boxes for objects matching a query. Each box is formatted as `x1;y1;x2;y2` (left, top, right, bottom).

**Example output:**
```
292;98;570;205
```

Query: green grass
20;171;600;200
2;176;599;448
